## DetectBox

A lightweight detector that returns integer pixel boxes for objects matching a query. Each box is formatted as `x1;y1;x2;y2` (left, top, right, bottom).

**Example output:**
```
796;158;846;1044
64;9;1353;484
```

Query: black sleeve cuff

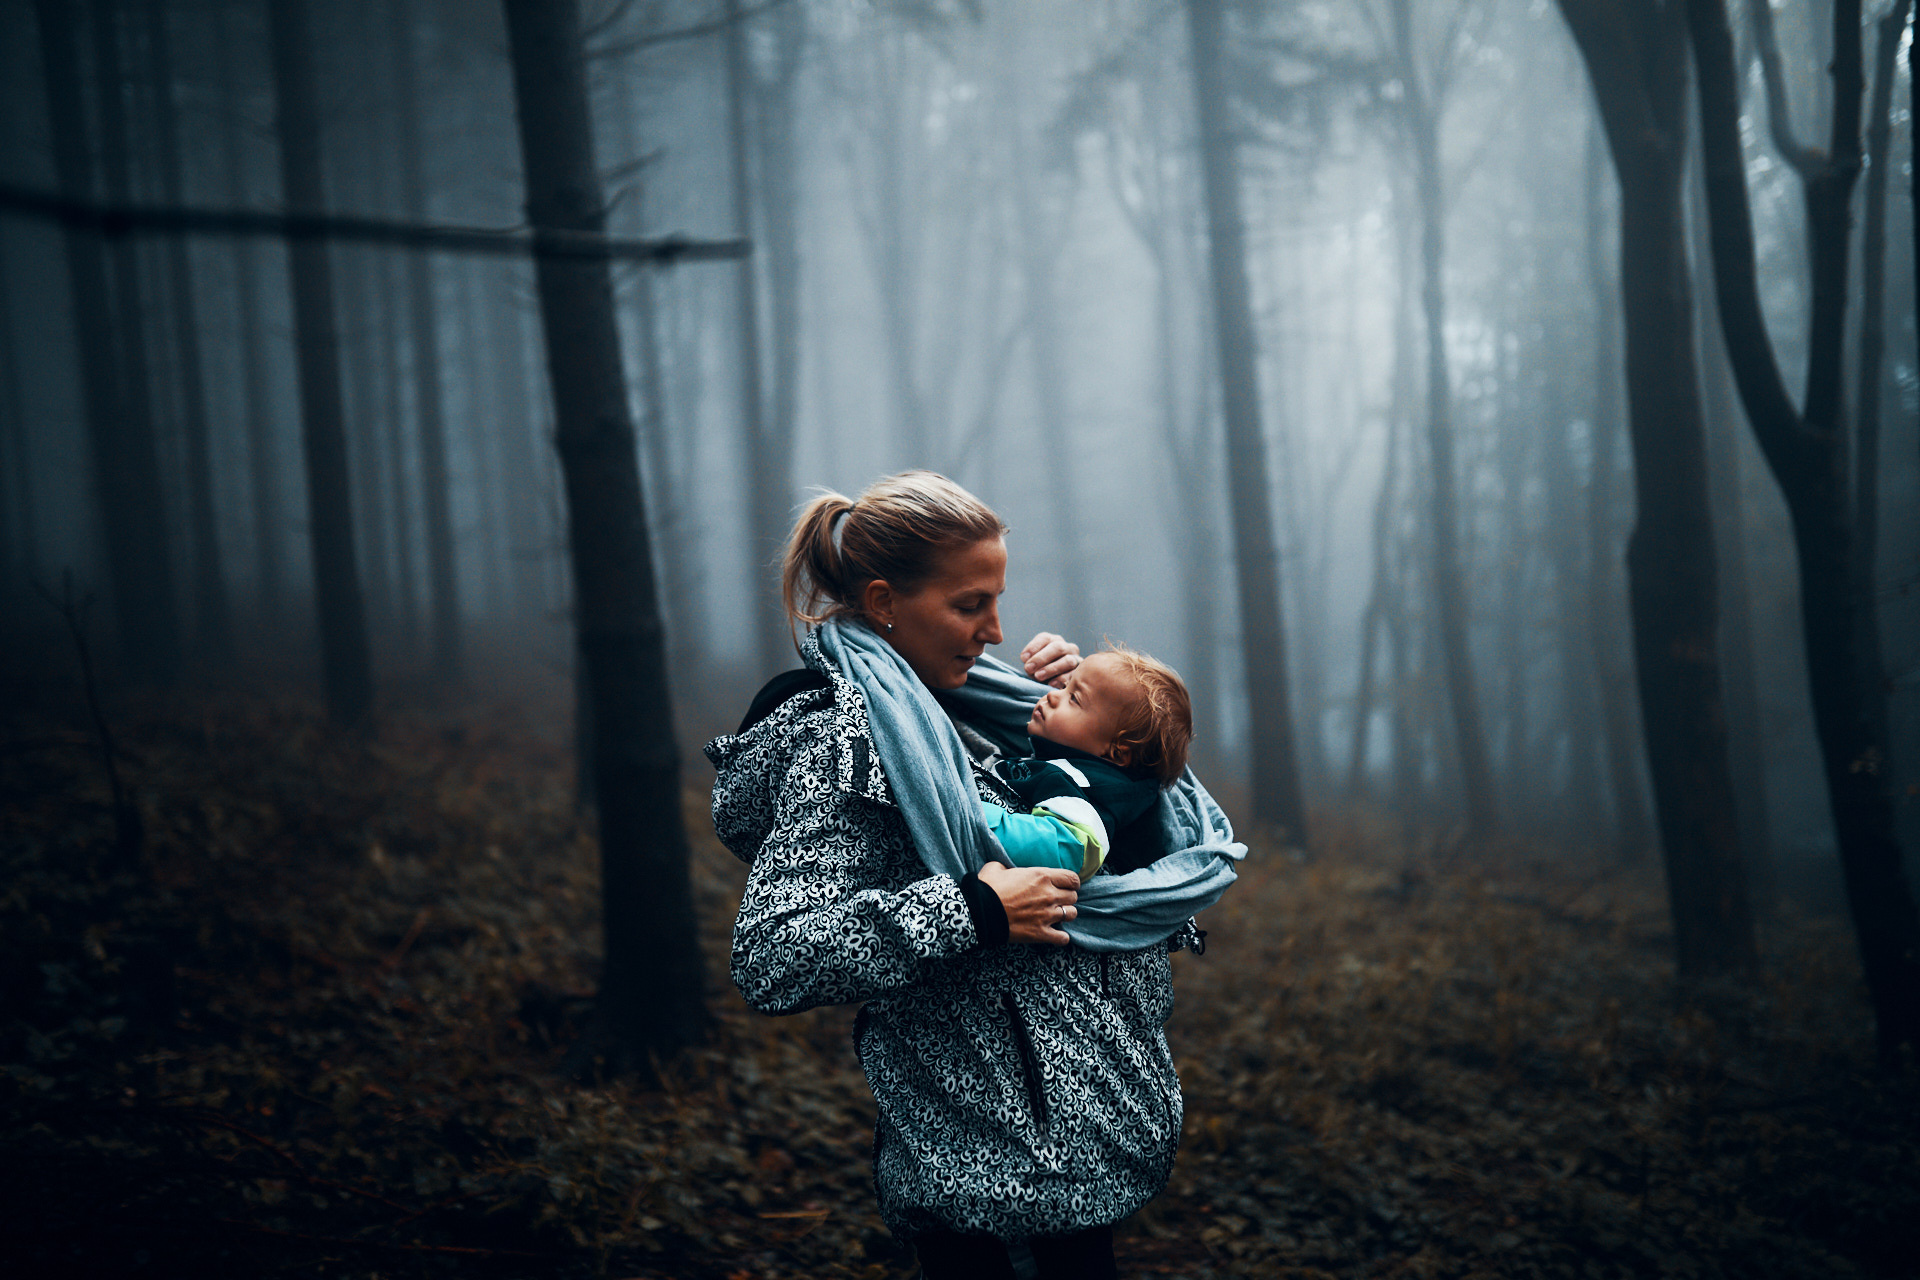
958;871;1009;948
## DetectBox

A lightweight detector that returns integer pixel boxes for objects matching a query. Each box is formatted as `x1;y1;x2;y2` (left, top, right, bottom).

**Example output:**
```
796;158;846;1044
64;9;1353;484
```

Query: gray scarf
818;618;1243;953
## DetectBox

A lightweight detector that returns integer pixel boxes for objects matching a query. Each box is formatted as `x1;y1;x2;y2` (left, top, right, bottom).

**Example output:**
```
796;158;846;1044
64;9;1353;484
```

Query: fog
3;0;1918;935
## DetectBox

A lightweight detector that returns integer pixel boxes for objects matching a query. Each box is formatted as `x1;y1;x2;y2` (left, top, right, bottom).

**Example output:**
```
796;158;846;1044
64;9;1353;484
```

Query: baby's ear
1105;740;1133;767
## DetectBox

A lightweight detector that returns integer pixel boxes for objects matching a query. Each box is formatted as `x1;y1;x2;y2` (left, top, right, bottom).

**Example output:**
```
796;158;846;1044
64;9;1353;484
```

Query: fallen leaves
2;692;1913;1278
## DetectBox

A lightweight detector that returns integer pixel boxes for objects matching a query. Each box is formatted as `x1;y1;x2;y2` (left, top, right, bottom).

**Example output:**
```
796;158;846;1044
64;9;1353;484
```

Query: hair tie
829;505;853;560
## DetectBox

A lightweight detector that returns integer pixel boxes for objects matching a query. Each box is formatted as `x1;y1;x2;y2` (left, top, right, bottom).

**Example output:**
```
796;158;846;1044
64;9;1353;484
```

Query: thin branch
0;182;748;264
1746;0;1823;174
34;572;141;866
582;0;645;42
591;0;792;60
1686;0;1818;473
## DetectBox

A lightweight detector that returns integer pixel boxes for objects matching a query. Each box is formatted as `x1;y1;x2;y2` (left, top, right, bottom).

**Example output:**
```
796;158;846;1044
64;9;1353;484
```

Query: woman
707;471;1240;1279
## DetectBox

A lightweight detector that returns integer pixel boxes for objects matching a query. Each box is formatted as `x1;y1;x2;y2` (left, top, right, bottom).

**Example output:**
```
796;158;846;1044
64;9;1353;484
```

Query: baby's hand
1020;632;1081;687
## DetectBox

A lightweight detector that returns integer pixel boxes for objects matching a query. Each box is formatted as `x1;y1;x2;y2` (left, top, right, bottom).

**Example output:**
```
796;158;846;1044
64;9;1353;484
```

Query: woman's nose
980;601;1003;646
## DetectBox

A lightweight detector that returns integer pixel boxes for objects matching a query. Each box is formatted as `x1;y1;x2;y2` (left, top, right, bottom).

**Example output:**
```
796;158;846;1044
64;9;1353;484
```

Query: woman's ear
862;578;895;630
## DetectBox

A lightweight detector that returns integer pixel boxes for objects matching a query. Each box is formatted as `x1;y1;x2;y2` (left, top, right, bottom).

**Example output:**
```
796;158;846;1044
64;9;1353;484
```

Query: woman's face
868;537;1007;689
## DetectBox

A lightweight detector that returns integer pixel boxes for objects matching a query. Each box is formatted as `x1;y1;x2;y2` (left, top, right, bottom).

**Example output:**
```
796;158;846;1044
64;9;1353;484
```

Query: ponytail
781;491;859;628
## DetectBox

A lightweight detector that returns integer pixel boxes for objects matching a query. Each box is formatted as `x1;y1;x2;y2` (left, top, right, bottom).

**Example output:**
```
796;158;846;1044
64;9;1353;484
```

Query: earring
886;622;895;634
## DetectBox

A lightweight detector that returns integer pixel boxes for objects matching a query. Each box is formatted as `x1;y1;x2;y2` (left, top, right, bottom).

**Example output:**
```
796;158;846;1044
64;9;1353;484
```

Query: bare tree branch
1746;0;1823;174
0;182;748;263
590;0;792;60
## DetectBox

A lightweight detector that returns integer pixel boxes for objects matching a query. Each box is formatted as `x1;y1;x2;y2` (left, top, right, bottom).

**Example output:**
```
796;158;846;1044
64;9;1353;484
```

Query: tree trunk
1494;344;1535;808
757;0;805;671
215;0;282;624
1186;0;1309;842
1350;219;1413;801
1688;0;1920;1057
339;228;394;636
1854;0;1909;734
146;0;234;666
36;0;182;684
1582;111;1656;861
1391;0;1497;838
723;0;784;679
865;36;931;469
1559;0;1755;979
1107;101;1222;778
458;259;509;620
607;65;692;684
392;0;462;677
484;260;544;623
1691;148;1775;908
92;0;179;673
1348;411;1401;798
376;247;418;651
1540;325;1605;837
0;231;34;584
268;0;375;725
502;0;706;1071
1005;47;1093;647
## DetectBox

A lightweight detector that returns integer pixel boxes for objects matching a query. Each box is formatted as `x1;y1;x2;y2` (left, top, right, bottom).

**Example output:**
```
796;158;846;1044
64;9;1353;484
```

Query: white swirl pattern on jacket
706;633;1189;1241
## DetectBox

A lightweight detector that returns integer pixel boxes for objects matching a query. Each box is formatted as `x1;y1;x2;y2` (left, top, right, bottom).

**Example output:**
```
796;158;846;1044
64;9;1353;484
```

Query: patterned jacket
706;635;1188;1241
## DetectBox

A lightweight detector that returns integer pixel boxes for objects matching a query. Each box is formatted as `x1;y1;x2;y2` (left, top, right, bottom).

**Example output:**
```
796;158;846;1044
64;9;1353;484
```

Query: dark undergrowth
1;689;1913;1279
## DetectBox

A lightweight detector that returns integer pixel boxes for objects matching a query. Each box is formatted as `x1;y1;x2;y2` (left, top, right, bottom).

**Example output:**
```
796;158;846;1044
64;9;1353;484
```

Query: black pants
913;1223;1117;1280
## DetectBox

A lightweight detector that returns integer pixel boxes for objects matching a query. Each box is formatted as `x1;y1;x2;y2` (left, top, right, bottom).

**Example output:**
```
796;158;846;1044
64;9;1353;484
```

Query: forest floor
2;687;1915;1280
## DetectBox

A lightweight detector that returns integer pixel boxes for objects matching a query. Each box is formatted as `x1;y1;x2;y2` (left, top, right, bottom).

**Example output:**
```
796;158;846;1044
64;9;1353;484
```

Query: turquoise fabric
816;618;1244;952
981;801;1086;873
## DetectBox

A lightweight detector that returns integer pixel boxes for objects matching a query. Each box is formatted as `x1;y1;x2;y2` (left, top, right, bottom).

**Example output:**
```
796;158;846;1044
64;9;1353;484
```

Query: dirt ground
3;691;1914;1278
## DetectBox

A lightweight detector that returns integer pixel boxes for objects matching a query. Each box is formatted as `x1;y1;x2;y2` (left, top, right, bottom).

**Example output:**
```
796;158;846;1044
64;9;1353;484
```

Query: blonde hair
1102;642;1193;787
782;471;1008;633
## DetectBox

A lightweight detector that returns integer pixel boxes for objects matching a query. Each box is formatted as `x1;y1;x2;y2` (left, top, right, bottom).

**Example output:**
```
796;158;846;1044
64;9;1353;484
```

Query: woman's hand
1019;632;1082;687
977;862;1080;946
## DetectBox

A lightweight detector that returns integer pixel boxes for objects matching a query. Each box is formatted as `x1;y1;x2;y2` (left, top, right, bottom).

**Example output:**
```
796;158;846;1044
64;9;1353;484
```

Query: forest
1;0;1917;1276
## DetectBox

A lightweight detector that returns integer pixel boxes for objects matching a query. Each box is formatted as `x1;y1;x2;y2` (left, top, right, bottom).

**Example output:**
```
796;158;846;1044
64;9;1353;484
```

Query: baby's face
1027;653;1137;761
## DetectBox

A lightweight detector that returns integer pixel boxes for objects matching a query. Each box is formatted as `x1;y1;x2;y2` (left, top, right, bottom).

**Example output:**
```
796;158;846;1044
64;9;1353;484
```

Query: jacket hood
706;631;893;862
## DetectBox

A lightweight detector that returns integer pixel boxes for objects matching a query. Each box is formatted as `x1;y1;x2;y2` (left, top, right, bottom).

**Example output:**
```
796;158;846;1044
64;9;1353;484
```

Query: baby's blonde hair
1101;642;1193;787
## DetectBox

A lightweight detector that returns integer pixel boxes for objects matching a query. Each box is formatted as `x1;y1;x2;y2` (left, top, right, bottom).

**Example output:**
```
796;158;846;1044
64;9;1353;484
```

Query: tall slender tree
1581;115;1655;860
1002;13;1092;645
1697;261;1774;902
603;69;682;668
1853;0;1911;729
376;247;419;648
1349;410;1405;798
1385;0;1498;837
392;0;461;676
33;0;180;684
146;0;234;665
1557;0;1755;977
1689;134;1774;904
1186;0;1309;842
268;0;374;725
0;232;33;586
214;0;283;624
757;0;806;667
502;0;706;1071
1687;0;1920;1056
723;0;784;678
1095;45;1225;774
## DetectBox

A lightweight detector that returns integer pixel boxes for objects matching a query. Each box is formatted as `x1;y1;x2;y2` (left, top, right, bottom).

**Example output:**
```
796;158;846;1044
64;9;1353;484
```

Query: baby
981;643;1193;879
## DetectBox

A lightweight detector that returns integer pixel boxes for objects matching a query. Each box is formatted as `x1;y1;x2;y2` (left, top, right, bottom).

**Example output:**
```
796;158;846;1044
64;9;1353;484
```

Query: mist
3;0;1918;1273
